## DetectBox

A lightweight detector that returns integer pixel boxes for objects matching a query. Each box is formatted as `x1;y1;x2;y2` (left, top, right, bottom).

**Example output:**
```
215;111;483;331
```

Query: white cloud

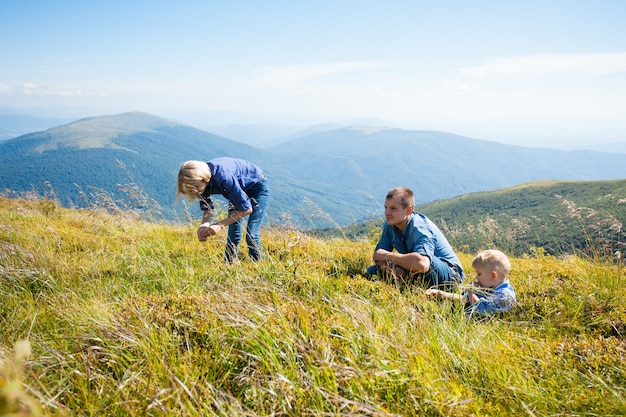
0;82;105;97
460;52;626;77
438;80;471;91
17;82;38;90
250;60;388;88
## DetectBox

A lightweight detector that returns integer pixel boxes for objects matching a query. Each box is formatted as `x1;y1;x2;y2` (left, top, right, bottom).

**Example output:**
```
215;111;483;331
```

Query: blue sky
1;0;626;148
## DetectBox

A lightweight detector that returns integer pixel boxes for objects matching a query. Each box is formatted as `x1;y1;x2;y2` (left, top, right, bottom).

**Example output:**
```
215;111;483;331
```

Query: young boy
425;249;517;316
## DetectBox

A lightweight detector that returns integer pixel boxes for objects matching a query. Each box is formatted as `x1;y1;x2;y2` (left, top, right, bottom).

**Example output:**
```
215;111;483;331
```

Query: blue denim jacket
199;157;265;212
465;279;517;316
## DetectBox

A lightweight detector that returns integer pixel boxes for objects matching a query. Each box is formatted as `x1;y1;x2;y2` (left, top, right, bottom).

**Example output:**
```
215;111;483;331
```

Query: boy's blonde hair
386;187;415;209
176;160;212;201
472;249;511;277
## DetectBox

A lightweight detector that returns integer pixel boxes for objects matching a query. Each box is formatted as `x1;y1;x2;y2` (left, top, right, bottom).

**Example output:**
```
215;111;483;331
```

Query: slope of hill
268;126;626;207
0;113;74;141
319;179;626;258
1;112;625;228
419;179;626;256
1;196;625;415
0;112;372;225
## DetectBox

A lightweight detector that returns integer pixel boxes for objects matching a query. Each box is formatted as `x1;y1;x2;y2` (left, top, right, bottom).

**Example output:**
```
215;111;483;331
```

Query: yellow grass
1;197;624;416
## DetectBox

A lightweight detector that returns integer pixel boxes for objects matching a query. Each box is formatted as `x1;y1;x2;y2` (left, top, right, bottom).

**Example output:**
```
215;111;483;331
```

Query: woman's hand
197;223;210;241
197;223;224;241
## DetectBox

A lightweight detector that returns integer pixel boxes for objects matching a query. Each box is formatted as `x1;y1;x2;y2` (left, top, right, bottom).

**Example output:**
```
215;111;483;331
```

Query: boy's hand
425;288;443;298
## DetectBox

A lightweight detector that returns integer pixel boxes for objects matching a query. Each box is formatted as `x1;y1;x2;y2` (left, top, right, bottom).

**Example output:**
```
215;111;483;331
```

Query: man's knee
365;265;379;278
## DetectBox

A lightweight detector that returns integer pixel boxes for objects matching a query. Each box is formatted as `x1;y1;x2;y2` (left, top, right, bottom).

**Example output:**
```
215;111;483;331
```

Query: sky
1;0;626;149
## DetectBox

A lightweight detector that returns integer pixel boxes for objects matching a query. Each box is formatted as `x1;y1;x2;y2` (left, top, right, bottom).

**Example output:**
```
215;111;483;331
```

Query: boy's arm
465;288;481;305
201;209;214;224
198;208;252;241
425;288;464;302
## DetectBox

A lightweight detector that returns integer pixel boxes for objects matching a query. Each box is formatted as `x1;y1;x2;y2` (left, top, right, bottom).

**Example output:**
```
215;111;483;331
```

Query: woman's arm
197;208;252;241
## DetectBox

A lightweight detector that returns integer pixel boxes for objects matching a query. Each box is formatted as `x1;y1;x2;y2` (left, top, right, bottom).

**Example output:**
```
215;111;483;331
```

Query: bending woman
177;158;270;263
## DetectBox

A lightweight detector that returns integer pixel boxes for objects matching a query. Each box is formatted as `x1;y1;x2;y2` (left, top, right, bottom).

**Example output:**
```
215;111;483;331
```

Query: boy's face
473;265;498;288
384;196;412;228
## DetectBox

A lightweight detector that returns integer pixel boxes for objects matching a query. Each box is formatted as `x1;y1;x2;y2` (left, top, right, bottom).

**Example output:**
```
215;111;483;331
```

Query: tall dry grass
0;196;624;416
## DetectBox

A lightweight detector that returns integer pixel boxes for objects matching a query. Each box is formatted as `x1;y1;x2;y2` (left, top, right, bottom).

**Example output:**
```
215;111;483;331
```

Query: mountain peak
346;125;391;135
35;112;182;153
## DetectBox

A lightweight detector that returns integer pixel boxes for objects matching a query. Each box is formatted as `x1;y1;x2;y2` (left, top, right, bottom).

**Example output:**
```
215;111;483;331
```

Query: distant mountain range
1;111;625;228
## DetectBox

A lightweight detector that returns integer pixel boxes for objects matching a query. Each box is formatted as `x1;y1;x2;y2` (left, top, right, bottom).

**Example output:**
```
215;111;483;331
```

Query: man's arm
373;249;431;273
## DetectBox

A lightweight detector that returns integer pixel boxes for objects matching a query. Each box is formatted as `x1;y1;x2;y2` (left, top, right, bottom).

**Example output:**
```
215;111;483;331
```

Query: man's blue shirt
376;212;464;277
199;157;265;212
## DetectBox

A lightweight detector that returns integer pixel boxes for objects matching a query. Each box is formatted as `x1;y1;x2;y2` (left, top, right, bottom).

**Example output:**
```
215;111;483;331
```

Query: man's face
384;196;410;227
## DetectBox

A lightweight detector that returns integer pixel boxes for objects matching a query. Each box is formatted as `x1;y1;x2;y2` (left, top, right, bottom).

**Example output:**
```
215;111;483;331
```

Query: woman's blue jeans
225;177;270;263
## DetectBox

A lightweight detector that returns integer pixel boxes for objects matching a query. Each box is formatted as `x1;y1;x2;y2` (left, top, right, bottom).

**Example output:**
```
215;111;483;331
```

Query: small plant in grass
0;340;42;416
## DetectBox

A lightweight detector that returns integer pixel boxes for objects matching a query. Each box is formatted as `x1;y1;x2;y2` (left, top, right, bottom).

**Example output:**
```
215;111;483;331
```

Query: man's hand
373;248;393;264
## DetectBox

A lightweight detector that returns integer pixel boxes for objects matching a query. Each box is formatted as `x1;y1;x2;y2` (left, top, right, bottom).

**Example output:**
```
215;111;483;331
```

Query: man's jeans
366;255;462;289
225;177;270;263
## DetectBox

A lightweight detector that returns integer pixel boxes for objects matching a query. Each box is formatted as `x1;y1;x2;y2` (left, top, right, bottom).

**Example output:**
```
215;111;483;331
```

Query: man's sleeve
408;224;435;257
375;225;393;251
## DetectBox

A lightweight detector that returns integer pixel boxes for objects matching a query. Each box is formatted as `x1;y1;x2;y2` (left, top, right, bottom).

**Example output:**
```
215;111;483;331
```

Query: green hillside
0;113;378;226
318;179;626;258
2;112;626;229
1;196;624;416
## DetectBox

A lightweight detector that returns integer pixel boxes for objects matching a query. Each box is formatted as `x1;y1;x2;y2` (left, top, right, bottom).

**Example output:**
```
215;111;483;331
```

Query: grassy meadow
1;196;625;416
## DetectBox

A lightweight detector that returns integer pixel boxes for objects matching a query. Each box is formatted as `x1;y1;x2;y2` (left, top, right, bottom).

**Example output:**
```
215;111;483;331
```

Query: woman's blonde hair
176;160;212;202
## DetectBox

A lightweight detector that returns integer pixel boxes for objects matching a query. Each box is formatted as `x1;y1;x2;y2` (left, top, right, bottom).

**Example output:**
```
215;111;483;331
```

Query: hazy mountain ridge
0;113;274;221
0;113;369;225
202;117;396;148
269;126;626;205
1;112;625;227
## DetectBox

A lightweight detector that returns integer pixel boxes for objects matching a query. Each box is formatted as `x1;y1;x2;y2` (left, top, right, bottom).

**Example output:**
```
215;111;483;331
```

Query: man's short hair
386;187;415;209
